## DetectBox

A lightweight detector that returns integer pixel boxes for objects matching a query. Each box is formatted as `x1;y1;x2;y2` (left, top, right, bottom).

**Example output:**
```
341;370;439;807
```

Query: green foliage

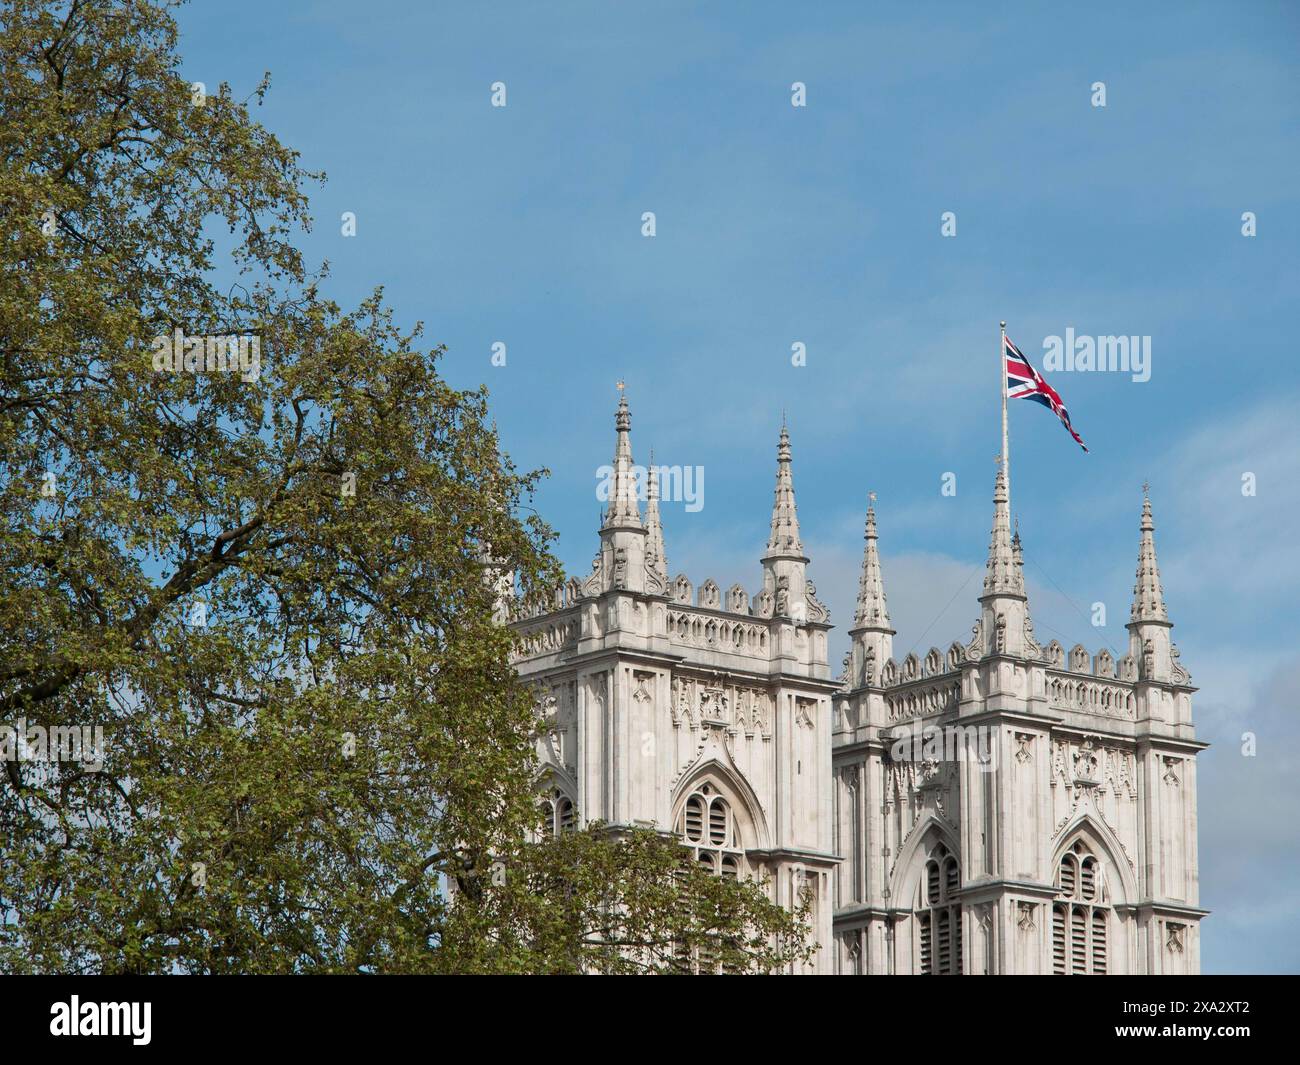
0;0;811;974
441;825;815;975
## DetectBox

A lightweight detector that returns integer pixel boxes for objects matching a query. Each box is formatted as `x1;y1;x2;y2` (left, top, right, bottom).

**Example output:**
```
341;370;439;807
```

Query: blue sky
175;0;1300;972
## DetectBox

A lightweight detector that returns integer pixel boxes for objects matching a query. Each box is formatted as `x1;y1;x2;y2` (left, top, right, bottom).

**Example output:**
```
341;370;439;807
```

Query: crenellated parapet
511;607;581;662
666;605;771;657
1045;671;1138;720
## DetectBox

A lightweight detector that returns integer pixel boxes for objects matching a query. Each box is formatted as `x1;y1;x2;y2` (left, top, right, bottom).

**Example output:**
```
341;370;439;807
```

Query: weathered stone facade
511;394;1205;974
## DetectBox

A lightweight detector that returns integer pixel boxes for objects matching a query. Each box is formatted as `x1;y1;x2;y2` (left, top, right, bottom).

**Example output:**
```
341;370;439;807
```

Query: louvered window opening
1052;843;1109;974
918;846;962;975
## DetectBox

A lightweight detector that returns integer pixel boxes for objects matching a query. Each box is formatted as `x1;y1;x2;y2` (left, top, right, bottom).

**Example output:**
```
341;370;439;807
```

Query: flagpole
1000;320;1009;500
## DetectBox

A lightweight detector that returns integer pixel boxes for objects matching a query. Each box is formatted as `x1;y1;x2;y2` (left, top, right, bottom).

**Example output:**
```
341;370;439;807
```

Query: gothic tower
512;394;840;971
510;390;1205;974
831;475;1206;974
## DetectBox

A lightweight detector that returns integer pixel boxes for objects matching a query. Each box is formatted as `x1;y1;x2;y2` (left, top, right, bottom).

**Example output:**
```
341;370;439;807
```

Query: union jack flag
1004;334;1088;452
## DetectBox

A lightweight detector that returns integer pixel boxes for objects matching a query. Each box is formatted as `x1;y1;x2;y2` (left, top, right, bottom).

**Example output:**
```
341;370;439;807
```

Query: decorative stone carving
699;683;728;725
698;578;720;609
806;580;830;624
1069;643;1090;673
1095;648;1115;678
644;561;667;597
1171;642;1190;684
582;551;603;596
1047;674;1137;719
726;583;749;614
885;679;960;722
947;641;965;670
1023;615;1042;659
881;658;898;686
671;675;771;739
924;647;942;676
1073;738;1100;783
671;676;694;729
515;617;579;659
774;576;790;617
535;680;578;775
672;573;692;604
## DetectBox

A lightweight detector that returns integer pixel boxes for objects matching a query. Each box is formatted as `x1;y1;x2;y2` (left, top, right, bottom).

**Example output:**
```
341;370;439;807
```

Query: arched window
675;783;750;973
1052;841;1109;974
917;843;962;975
677;782;745;879
538;788;577;838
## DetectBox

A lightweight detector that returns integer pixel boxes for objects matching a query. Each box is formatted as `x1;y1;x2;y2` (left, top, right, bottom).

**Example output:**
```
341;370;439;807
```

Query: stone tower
510;392;1205;974
831;473;1206;974
512;393;840;971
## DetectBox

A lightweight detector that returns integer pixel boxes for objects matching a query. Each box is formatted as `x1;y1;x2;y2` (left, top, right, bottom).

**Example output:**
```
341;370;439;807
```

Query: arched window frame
538;787;577;838
676;782;746;880
916;843;962;975
1052;840;1110;974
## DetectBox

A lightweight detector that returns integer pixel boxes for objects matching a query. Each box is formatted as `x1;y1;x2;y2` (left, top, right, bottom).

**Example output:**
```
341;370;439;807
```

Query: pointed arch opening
1049;822;1128;975
892;820;963;975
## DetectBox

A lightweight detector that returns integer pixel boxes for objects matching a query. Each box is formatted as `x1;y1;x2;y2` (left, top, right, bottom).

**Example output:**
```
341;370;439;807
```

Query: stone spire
764;421;803;559
644;448;668;583
976;460;1031;659
1130;489;1168;623
760;420;810;628
982;461;1023;597
1127;487;1174;683
850;494;894;687
603;386;641;529
854;496;891;629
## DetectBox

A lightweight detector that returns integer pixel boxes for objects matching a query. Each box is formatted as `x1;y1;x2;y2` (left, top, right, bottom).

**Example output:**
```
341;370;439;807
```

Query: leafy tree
442;825;814;975
0;0;811;974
